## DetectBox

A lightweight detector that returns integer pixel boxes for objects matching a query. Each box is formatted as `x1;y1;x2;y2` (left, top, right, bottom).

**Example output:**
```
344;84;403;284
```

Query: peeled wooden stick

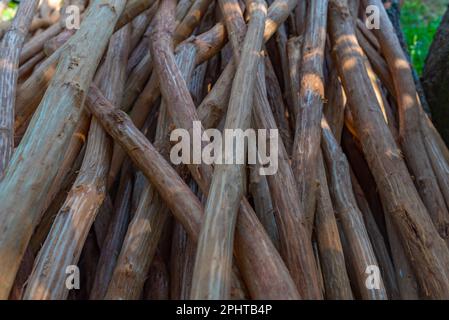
350;170;401;299
0;0;127;299
90;163;133;299
384;210;420;299
39;109;91;217
252;61;322;299
315;153;353;300
291;0;328;232
174;0;212;44
105;41;185;301
144;252;170;300
129;4;158;51
249;165;280;249
355;25;395;96
196;60;235;129
286;35;302;123
328;0;449;298
264;57;293;153
176;0;195;23
323;58;394;298
28;146;86;257
115;0;156;30
20;1;85;64
321;117;387;300
190;0;266;299
342;129;420;299
0;0;39;177
105;182;169;299
20;14;63;64
24;24;131;300
14;54;59;131
323;54;346;143
170;222;197;299
18;51;45;79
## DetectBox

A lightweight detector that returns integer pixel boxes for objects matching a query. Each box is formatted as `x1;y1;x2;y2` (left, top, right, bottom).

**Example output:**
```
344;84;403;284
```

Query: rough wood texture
174;0;212;44
115;0;156;30
291;0;328;232
150;0;301;300
14;0;151;132
105;49;180;301
86;85;300;300
0;0;39;177
23;23;130;300
423;6;449;145
2;0;447;301
350;170;400;299
315;154;353;300
363;0;449;243
192;0;322;299
252;61;322;299
191;0;266;300
0;0;127;299
90;164;132;299
329;0;449;298
108;5;227;186
322;117;387;300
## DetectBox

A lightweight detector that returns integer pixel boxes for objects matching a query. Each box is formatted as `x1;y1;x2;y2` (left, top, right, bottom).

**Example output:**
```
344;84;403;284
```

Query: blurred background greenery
401;0;448;74
1;0;449;75
1;1;17;22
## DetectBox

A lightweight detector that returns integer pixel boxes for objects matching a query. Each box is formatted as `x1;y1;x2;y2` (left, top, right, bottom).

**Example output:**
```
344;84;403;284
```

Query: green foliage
401;0;445;75
1;1;17;22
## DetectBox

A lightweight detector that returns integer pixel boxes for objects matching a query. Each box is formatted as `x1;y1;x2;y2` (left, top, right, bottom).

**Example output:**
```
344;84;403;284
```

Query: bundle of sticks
1;0;449;300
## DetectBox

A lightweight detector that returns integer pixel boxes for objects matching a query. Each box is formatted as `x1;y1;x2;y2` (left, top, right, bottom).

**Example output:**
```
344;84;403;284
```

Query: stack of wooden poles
0;0;449;300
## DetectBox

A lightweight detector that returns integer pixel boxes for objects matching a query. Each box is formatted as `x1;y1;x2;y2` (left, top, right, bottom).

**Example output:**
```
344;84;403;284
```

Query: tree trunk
422;6;449;145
